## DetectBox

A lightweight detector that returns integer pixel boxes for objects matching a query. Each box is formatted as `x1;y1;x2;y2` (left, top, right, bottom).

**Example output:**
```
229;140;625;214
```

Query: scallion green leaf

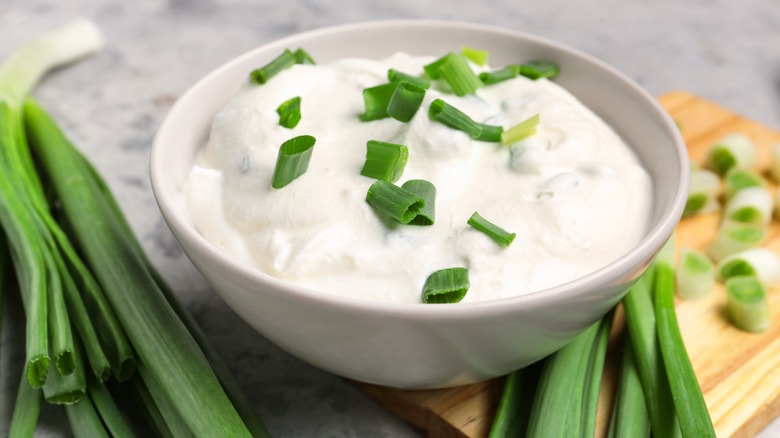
421;267;470;303
621;268;681;437
387;69;431;89
479;66;520;85
360;140;408;182
271;135;316;189
526;319;601;437
359;82;398;121
655;251;717;437
401;180;436;225
428;98;483;139
501;114;540;145
365;180;424;224
276;96;301;129
607;337;650;438
518;61;560;80
249;49;296;84
725;275;771;333
489;363;542;438
467;212;516;247
387;81;426;122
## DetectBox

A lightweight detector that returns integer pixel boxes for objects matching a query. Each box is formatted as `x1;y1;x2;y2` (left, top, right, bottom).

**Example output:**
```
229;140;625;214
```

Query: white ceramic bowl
151;20;688;388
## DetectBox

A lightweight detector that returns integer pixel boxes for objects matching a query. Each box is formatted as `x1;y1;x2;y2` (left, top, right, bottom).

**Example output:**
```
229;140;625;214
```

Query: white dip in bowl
183;53;652;304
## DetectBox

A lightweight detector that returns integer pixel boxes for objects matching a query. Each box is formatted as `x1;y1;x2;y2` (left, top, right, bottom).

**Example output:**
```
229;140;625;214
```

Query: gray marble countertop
2;1;779;436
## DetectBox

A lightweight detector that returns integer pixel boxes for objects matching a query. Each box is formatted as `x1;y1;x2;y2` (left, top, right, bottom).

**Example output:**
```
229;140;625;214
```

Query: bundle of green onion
0;20;267;437
490;240;716;437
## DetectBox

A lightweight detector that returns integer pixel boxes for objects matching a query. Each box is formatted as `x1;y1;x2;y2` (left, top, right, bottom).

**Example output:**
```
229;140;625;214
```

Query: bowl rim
150;18;689;317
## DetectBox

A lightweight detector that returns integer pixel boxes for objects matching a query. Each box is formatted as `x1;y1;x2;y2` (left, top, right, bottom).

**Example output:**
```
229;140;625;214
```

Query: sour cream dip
183;53;652;304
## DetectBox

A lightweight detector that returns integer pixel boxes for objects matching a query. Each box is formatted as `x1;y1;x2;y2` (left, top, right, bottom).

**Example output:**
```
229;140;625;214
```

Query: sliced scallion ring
707;220;766;262
518;61;560;80
479;65;520;85
705;133;757;175
675;248;714;300
501;114;540;145
461;46;488;66
387;81;426;123
387;69;431;89
360;140;408;182
365;180;424;224
293;48;315;65
271;135;316;189
428;98;482;139
717;248;780;288
276;96;301;129
724;168;764;199
724;186;772;226
359;82;398;121
437;53;483;96
467;211;516;247
725;276;771;333
476;123;504;143
421;267;470;304
401;180;436;226
249;49;296;84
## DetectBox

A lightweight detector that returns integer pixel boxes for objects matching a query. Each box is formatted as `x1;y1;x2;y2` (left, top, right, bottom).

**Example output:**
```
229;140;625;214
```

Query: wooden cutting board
352;92;780;437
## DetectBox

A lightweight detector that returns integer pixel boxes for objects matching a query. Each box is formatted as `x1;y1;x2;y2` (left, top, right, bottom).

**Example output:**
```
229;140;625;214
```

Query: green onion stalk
0;18;103;389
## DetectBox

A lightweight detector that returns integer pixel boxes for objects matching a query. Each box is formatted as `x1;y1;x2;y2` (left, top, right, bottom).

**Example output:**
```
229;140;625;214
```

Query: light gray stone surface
1;0;779;436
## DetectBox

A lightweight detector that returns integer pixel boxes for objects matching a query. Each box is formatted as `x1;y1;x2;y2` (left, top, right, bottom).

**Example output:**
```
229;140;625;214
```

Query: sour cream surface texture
183;53;653;304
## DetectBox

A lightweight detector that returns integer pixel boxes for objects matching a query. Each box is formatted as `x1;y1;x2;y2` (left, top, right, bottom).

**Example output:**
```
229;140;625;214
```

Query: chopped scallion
684;169;721;217
360;140;408;182
271;135;316;189
249;49;296;85
476;123;504;142
365;180;424;224
437;53;483;96
387;81;426;122
725;276;771;333
707;220;766;262
359;82;398;121
518;61;560;80
461;46;489;66
718;248;780;288
467;211;516;247
401;180;436;225
724;168;764;199
479;65;520;85
421;267;470;304
293;48;315;65
423;52;454;79
428;98;483;139
705;133;757;176
676;247;714;300
387;69;430;89
276;96;301;129
501;114;540;145
723;186;772;225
